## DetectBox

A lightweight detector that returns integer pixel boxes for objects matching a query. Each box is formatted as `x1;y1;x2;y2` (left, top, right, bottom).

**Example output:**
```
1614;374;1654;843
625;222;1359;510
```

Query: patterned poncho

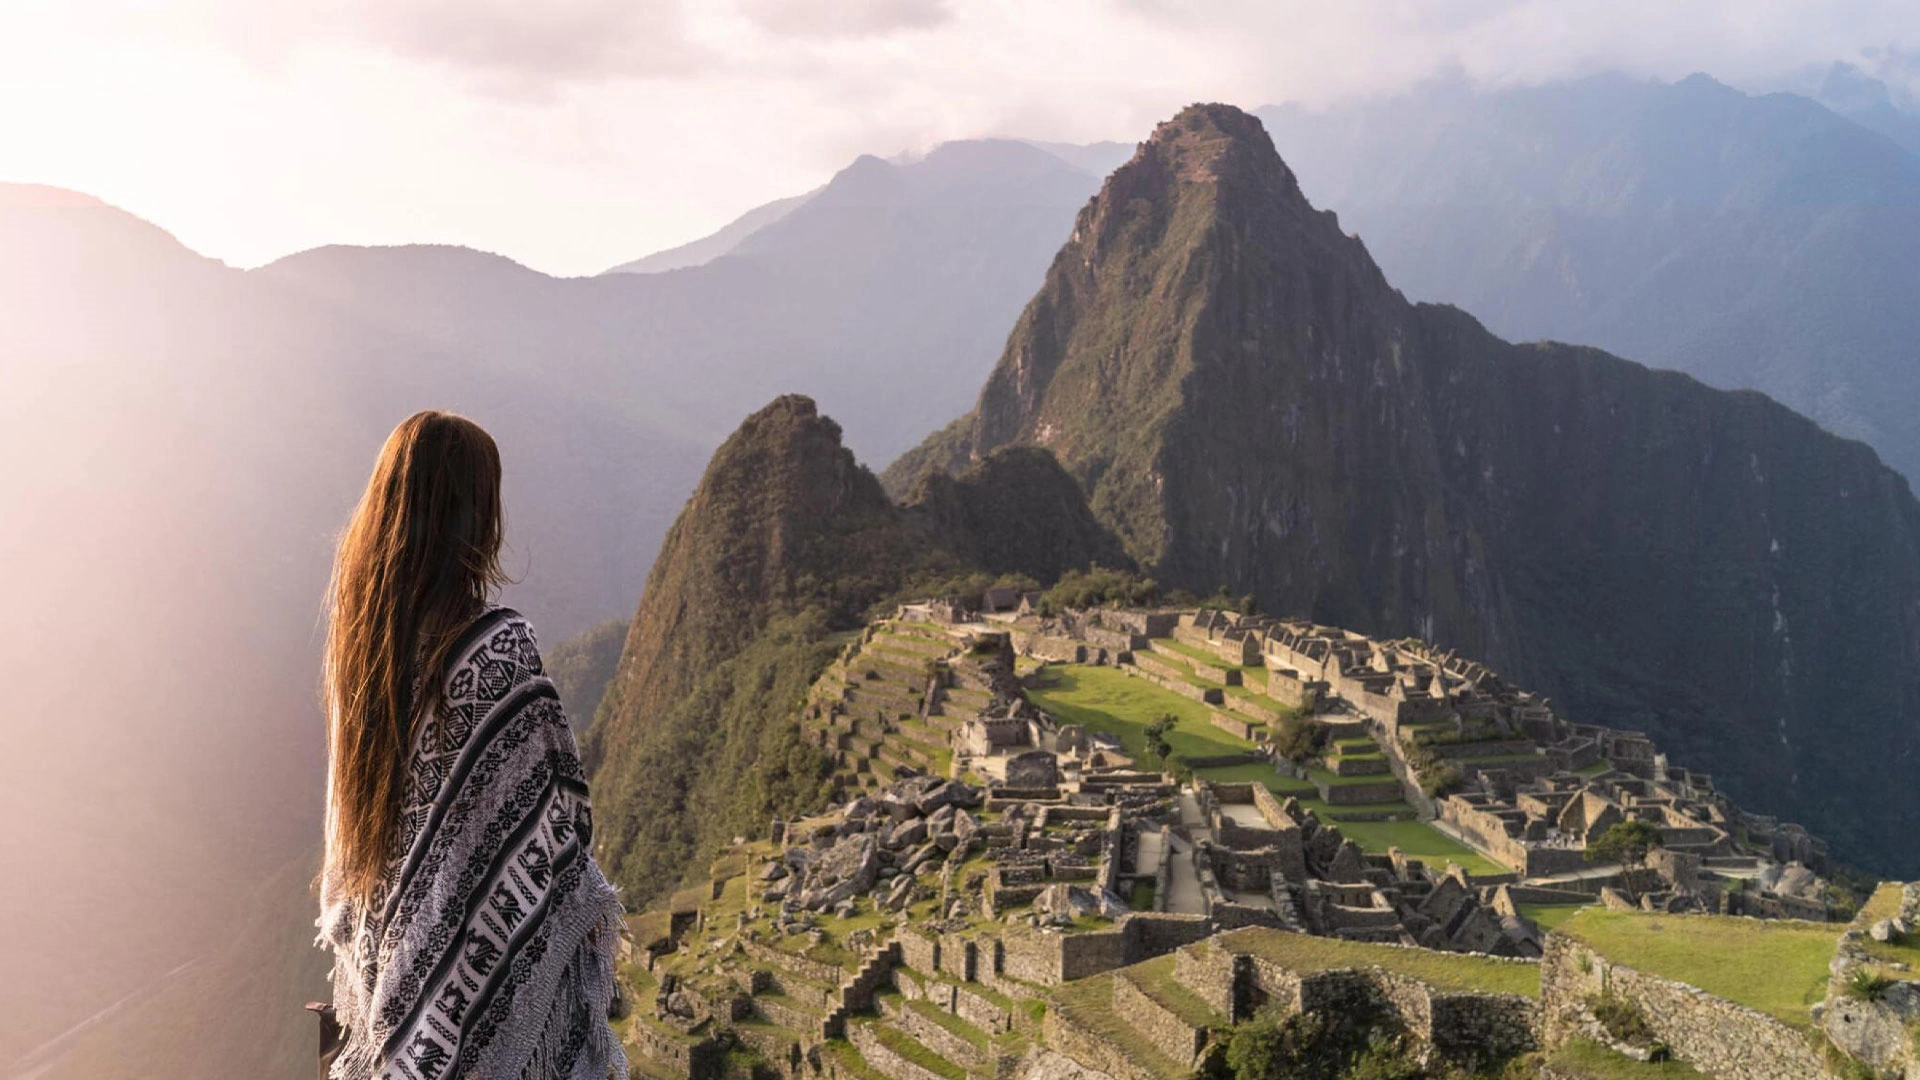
318;607;628;1080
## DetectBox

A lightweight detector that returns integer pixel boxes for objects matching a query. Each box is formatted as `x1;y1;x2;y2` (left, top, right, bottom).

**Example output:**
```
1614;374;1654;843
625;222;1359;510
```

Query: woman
316;411;627;1080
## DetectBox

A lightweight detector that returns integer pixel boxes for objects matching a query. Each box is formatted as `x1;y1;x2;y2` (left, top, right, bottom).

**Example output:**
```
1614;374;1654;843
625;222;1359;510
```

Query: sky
2;0;1917;277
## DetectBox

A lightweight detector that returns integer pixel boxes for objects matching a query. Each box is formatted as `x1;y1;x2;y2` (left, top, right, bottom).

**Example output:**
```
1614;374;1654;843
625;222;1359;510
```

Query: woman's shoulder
443;605;543;673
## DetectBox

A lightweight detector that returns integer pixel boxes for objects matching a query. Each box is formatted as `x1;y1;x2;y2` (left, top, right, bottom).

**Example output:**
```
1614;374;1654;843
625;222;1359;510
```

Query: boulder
798;833;879;911
1005;750;1061;789
1033;883;1127;925
952;809;980;845
885;819;929;849
884;873;915;911
1775;863;1819;898
914;780;968;815
1871;918;1903;943
759;860;789;882
903;841;943;873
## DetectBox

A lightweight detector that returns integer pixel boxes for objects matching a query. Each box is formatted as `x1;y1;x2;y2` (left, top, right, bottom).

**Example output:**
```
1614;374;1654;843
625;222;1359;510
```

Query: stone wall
1125;659;1224;705
938;934;978;982
1058;929;1130;981
629;1021;722;1080
1211;710;1262;741
1317;778;1405;805
1239;952;1538;1064
1017;632;1091;665
1263;669;1325;711
1127;913;1216;957
951;982;1014;1035
1113;971;1207;1064
1426;992;1537;1062
1174;943;1239;1019
847;1022;950;1080
1539;933;1827;1080
898;927;939;974
754;994;822;1033
878;996;986;1066
1095;610;1181;638
1042;1005;1161;1080
1000;929;1066;984
741;937;847;987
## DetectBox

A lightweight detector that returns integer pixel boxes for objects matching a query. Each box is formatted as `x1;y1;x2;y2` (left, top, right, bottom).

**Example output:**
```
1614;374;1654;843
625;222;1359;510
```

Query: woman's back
317;413;626;1080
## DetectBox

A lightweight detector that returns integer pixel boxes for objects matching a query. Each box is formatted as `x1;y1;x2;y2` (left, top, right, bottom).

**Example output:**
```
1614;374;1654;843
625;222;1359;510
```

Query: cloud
339;0;702;82
734;0;953;40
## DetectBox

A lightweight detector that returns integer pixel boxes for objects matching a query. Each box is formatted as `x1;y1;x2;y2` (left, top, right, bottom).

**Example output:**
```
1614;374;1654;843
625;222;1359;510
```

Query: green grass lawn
1217;926;1539;998
1332;818;1509;877
1048;973;1188;1079
1518;903;1590;932
1853;883;1920;978
1192;760;1313;791
1025;664;1254;765
1544;1038;1709;1078
1148;636;1260;672
1121;954;1227;1026
1304;763;1402;787
1559;908;1836;1028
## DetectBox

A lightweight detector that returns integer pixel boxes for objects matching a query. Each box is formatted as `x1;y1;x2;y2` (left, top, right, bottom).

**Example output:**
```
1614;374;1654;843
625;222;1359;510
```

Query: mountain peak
1141;102;1288;182
0;183;107;209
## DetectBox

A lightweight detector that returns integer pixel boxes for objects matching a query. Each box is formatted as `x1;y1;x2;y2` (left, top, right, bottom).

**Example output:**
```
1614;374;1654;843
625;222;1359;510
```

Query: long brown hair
323;411;508;904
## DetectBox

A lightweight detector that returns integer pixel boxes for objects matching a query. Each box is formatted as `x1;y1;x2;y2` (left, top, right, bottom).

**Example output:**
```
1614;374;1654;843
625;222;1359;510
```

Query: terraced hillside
616;599;1909;1080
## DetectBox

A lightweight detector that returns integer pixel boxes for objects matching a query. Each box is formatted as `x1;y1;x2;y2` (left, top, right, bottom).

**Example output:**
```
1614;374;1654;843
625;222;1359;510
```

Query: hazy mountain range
4;66;1919;1078
890;102;1920;880
0;137;1109;1072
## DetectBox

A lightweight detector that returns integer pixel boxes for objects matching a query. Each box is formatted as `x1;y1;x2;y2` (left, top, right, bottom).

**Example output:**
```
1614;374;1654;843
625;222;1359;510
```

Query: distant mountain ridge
1254;72;1920;485
0;136;1111;1064
890;103;1920;874
601;189;818;275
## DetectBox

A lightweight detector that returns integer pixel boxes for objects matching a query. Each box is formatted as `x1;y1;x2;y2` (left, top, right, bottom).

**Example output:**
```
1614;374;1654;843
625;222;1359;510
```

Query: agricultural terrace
1557;908;1836;1029
1024;661;1506;878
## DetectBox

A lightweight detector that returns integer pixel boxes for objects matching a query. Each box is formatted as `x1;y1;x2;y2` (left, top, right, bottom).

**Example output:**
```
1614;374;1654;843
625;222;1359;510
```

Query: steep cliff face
588;397;1124;903
586;396;935;902
888;103;1920;871
901;445;1133;582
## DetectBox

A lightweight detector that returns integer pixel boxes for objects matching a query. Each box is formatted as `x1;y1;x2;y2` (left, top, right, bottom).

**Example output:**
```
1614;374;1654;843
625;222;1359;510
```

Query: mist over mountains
5;63;1920;1078
0;138;1106;1070
1254;72;1920;487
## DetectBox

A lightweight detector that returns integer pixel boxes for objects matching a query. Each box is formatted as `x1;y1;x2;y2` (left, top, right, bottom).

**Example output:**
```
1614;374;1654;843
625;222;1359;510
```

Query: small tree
1270;712;1325;764
1143;713;1178;766
1586;820;1664;899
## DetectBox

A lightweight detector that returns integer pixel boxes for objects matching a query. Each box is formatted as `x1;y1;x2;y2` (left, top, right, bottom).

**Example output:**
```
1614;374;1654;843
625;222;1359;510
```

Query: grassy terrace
824;1038;894;1080
1217;926;1540;998
1148;636;1254;669
1517;902;1590;933
1558;908;1836;1029
1048;972;1187;1079
1333;819;1507;878
863;1017;968;1080
1544;1038;1709;1078
1025;663;1250;765
1121;953;1226;1027
904;997;991;1050
1025;664;1508;876
1853;883;1920;978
